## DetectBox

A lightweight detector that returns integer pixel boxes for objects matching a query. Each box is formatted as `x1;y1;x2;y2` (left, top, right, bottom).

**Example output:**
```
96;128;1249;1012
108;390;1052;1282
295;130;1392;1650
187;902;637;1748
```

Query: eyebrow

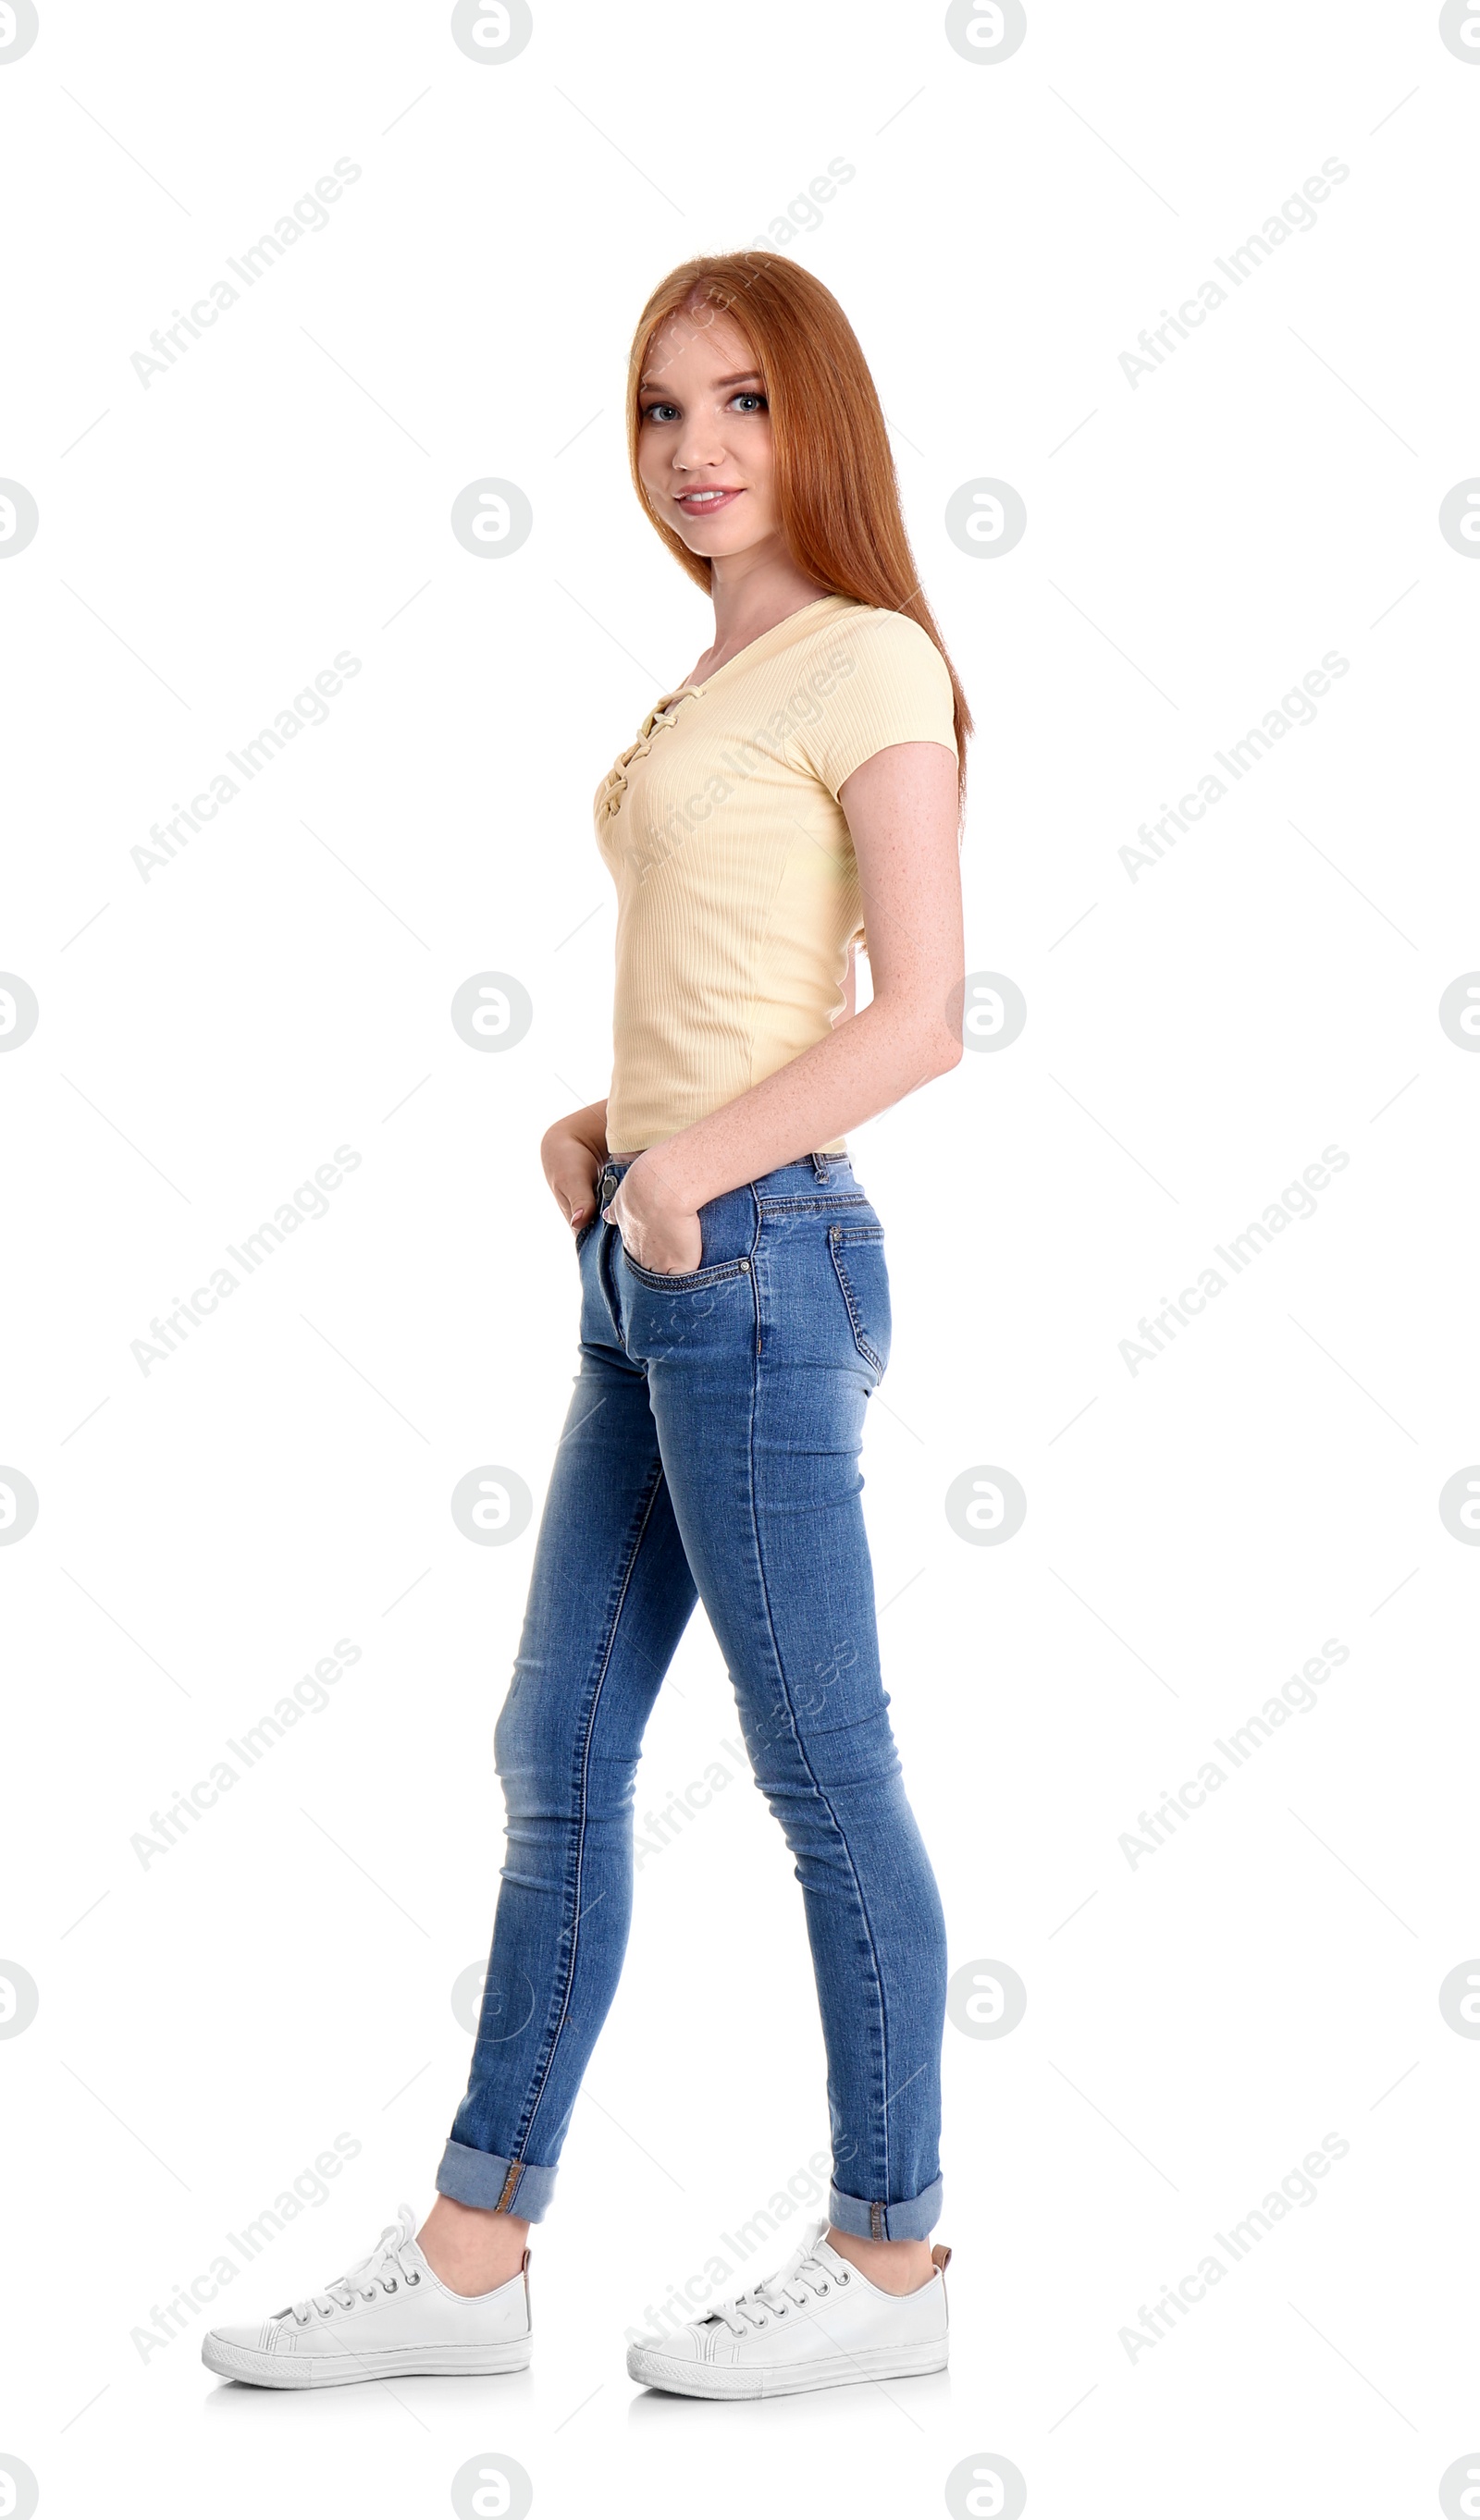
638;369;763;392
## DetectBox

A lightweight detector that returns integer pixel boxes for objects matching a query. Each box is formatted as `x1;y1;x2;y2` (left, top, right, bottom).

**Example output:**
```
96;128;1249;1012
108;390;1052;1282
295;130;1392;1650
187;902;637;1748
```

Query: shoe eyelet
819;2282;830;2293
837;2271;850;2284
382;2278;398;2293
406;2270;421;2285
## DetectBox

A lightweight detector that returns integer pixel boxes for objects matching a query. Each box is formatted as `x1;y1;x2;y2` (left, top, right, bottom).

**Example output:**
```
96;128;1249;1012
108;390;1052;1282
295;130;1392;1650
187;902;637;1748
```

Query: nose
670;412;729;473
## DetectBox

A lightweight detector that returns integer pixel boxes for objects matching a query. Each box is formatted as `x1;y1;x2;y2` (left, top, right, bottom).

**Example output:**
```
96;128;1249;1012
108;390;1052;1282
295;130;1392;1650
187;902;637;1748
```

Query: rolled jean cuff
828;2175;943;2242
436;2140;559;2221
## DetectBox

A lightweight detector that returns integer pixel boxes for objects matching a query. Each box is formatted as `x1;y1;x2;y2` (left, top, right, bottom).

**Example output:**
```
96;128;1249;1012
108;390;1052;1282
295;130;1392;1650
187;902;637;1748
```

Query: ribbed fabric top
593;595;957;1156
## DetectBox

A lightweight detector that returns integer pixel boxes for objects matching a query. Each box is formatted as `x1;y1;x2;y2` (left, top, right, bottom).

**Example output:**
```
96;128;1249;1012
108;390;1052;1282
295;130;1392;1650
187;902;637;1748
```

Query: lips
675;486;743;514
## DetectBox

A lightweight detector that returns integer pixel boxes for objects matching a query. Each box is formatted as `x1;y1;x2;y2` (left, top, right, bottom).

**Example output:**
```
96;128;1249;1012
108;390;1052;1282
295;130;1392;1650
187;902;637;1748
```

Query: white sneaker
626;2219;950;2400
201;2203;532;2388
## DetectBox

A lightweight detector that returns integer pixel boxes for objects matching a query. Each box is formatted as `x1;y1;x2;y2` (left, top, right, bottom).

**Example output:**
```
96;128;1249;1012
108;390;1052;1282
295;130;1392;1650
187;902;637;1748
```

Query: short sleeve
793;609;958;802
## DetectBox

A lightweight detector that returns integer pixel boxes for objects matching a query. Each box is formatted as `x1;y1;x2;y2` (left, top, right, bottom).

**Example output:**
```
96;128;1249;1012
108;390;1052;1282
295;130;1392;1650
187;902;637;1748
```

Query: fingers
562;1166;603;1233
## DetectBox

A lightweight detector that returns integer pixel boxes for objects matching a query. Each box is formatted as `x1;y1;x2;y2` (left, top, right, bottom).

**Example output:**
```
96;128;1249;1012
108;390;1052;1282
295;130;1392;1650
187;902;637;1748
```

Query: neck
706;544;831;665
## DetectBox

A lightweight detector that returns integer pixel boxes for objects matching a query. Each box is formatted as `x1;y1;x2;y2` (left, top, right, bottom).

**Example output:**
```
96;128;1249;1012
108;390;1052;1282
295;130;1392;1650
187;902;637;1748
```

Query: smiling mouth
675;486;743;510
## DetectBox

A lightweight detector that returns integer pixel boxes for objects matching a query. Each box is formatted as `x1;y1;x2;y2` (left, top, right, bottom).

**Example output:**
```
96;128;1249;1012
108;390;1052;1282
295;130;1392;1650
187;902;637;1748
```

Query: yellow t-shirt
593;594;957;1157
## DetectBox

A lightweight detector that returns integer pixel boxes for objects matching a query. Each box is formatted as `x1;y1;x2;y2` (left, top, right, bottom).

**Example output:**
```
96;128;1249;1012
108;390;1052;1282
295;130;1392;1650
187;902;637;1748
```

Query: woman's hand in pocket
541;1112;603;1238
607;1149;702;1273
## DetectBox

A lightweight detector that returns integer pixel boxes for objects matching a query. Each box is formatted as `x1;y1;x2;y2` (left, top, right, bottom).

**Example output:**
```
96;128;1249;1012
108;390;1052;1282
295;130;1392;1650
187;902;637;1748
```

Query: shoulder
789;604;958;798
817;605;953;692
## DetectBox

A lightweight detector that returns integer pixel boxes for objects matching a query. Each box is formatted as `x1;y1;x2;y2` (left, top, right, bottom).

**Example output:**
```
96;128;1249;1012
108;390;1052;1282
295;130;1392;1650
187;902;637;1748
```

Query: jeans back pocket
828;1222;891;1378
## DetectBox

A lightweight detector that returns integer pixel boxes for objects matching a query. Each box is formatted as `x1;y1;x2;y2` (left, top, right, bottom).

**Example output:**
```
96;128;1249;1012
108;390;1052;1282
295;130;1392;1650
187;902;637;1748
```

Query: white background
4;2;1479;2514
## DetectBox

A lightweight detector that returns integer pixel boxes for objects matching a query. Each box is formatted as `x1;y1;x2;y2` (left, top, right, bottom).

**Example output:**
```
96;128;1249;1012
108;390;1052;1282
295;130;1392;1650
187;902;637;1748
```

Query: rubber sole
201;2332;532;2388
625;2336;947;2400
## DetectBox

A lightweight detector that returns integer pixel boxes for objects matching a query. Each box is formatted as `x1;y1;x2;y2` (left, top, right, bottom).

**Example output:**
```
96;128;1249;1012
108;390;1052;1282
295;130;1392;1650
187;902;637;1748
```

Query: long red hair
625;252;972;805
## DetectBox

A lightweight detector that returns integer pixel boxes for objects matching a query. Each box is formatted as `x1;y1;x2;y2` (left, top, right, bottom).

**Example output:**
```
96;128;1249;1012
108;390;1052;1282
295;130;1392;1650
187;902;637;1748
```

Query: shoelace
281;2220;423;2326
704;2239;849;2339
598;688;702;818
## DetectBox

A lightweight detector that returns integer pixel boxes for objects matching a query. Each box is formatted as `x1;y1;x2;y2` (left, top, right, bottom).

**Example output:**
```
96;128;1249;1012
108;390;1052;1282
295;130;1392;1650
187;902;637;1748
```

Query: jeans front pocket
828;1222;891;1379
621;1247;752;1292
619;1180;758;1288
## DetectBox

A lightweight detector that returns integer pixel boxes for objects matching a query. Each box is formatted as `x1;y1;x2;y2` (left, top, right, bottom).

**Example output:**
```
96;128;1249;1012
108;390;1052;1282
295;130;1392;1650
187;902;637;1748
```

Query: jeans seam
828;1233;887;1376
742;1336;894;2207
596;1217;624;1343
623;1256;748;1291
512;1454;669;2163
757;1194;869;1216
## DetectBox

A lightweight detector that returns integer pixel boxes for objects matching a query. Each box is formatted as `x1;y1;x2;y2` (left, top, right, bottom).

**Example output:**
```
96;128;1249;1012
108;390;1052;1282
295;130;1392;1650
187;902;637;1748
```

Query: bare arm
609;740;963;1272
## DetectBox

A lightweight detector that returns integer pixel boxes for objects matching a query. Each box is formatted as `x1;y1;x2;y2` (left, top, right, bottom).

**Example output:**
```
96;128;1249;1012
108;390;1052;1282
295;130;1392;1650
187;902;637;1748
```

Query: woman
204;251;971;2400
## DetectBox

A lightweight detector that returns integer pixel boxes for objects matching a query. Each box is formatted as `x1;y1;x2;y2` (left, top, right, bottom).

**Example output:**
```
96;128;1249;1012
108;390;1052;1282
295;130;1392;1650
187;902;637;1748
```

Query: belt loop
810;1149;830;1182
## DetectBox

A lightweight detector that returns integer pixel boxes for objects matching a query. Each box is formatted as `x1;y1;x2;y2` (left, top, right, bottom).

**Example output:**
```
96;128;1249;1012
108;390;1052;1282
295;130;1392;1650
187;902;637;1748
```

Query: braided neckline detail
598;683;705;821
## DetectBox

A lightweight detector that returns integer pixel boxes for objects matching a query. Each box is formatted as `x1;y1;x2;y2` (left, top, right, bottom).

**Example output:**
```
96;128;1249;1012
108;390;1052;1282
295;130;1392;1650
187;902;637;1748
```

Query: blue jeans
437;1150;947;2242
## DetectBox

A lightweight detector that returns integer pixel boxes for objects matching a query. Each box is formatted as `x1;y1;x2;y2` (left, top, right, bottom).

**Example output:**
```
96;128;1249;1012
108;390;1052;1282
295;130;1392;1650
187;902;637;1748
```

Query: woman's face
635;306;780;566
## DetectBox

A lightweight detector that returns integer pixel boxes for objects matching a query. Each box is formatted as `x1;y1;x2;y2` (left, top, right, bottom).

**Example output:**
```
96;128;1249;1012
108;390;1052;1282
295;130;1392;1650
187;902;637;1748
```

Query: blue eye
731;391;766;412
643;402;678;424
